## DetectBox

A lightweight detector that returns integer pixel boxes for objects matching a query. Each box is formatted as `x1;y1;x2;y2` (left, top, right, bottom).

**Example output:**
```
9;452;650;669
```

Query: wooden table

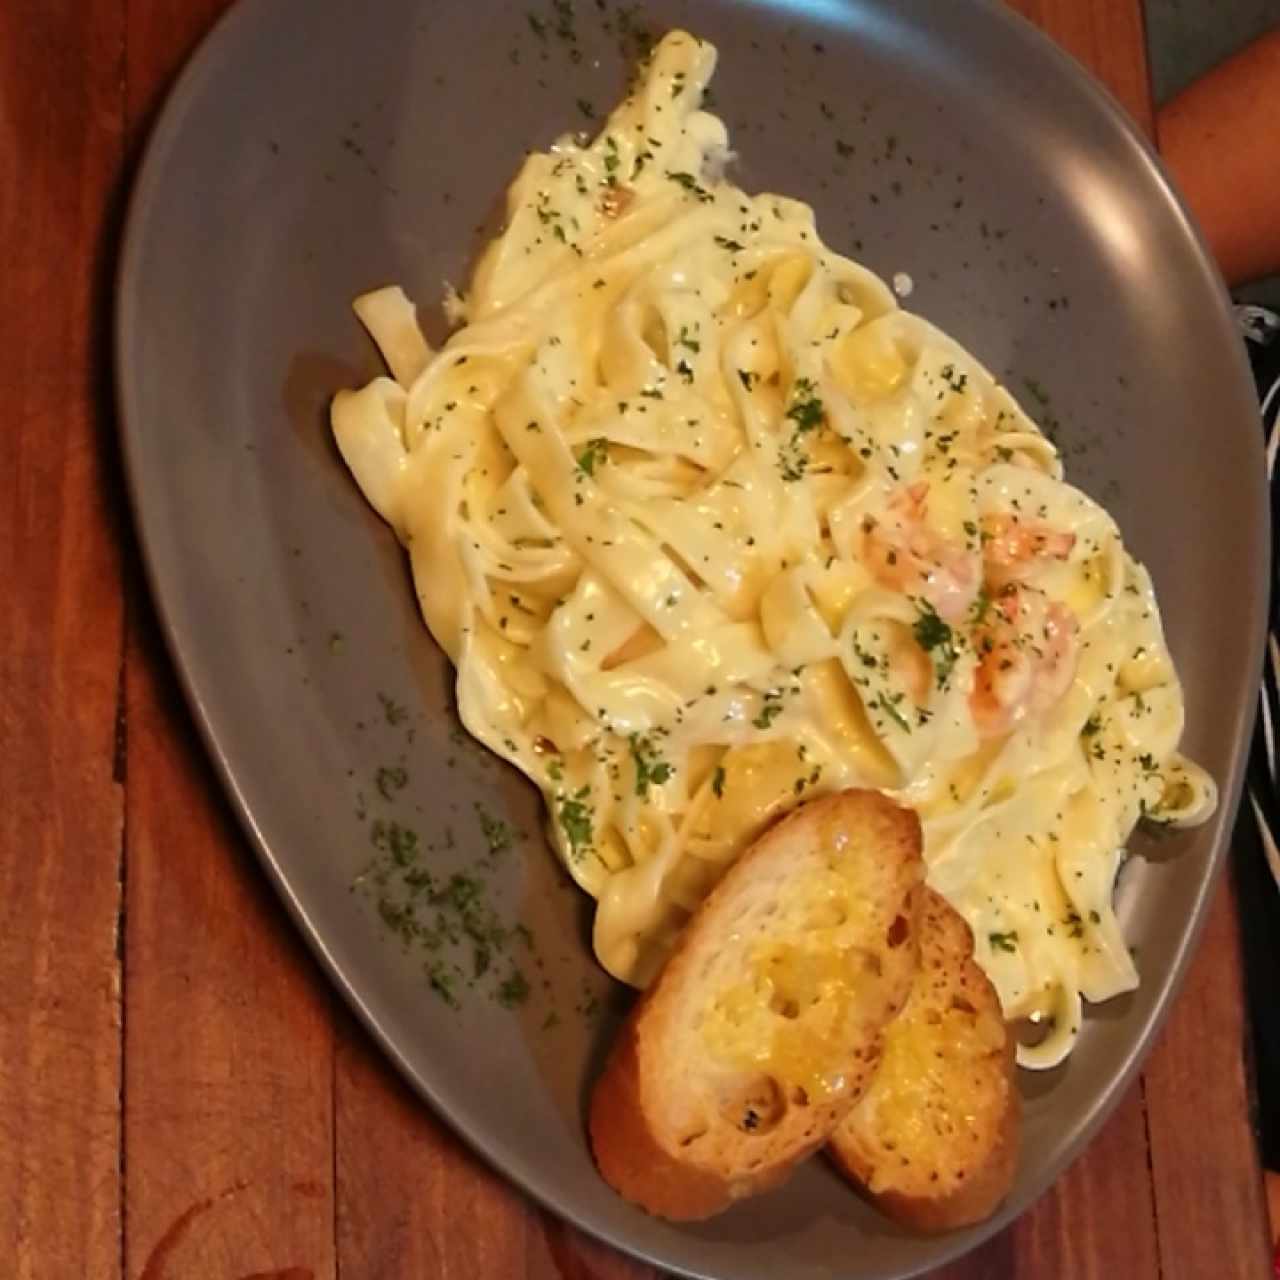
2;1;1272;1276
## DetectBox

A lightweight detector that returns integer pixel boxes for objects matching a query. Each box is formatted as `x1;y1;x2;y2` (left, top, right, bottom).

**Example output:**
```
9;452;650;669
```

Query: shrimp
862;483;981;623
982;513;1076;587
970;584;1079;737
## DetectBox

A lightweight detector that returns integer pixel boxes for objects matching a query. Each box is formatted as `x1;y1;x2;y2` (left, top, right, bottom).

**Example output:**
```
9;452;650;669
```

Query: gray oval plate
116;1;1267;1276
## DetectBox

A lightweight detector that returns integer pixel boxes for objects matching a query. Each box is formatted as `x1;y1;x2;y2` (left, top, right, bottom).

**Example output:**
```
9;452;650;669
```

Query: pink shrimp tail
983;513;1077;581
970;587;1079;737
865;483;981;623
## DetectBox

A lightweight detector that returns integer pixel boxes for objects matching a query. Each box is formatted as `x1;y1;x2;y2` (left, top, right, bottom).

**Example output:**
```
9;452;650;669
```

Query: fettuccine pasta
332;31;1216;1068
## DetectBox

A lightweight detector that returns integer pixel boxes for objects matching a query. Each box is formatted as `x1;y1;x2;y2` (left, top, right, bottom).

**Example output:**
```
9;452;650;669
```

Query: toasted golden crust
828;888;1020;1232
589;790;925;1220
589;1010;748;1220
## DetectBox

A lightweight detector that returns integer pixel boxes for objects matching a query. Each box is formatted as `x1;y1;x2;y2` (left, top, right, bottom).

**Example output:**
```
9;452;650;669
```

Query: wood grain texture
334;1009;659;1279
120;8;338;1279
1010;1083;1162;1279
123;614;338;1280
1142;876;1272;1280
122;0;229;140
0;2;126;1277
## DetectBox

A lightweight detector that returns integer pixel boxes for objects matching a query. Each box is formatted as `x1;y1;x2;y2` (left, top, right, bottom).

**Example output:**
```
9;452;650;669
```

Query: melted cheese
331;31;1217;1069
703;941;861;1103
861;995;1006;1191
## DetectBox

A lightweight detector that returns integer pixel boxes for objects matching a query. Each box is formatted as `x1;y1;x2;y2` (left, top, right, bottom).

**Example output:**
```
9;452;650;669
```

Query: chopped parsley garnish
378;692;409;726
666;170;712;202
496;969;531;1007
375;765;409;800
912;601;959;687
711;765;727;798
534;192;569;243
752;696;784;731
776;436;809;482
876;692;911;733
426;961;460;1008
629;734;674;798
474;802;514;856
603;135;620;176
675;324;700;353
356;813;539;1015
784;377;825;432
714;235;744;251
737;368;758;391
1081;714;1102;737
775;378;826;481
371;819;419;866
988;930;1019;953
436;870;483;915
576;437;608;477
557;786;594;856
1023;376;1050;406
852;638;881;671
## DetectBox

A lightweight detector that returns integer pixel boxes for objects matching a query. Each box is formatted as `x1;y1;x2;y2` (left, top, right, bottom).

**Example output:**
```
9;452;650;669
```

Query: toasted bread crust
589;790;925;1220
848;1081;1019;1233
828;888;1020;1232
590;1005;746;1219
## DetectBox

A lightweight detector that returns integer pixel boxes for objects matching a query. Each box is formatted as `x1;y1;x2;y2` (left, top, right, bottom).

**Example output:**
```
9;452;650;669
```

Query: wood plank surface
1009;1083;1162;1278
123;614;338;1280
0;3;127;1277
335;1019;657;1280
1143;875;1273;1279
119;6;339;1280
0;0;1269;1278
